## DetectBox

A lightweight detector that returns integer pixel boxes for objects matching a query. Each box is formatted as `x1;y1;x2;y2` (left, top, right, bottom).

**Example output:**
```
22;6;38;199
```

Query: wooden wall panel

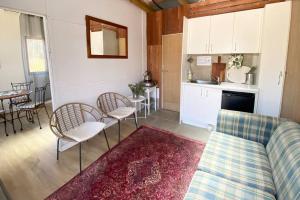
184;0;284;18
162;7;184;34
147;45;162;87
147;11;162;45
281;0;300;123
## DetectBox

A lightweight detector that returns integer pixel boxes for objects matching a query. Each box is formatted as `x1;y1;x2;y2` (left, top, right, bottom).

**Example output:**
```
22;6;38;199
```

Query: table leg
134;102;138;120
9;99;16;133
144;99;147;118
154;87;157;111
147;91;151;115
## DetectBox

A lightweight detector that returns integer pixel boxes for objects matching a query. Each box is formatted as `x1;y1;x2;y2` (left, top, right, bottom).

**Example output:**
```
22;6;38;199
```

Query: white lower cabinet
181;84;222;128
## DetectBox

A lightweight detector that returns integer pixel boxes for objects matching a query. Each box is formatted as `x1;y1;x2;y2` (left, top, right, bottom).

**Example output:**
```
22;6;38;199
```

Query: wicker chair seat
107;107;136;120
63;121;106;142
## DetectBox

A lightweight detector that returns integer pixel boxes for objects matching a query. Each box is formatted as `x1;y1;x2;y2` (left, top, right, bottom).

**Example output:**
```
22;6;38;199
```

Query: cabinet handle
278;71;283;85
210;44;213;53
235;43;237;52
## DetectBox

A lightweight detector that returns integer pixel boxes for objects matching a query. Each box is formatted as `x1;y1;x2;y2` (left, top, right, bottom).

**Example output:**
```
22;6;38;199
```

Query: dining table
0;89;32;133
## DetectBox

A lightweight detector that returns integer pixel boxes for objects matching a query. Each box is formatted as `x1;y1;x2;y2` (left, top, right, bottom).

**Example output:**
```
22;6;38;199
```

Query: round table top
127;95;146;103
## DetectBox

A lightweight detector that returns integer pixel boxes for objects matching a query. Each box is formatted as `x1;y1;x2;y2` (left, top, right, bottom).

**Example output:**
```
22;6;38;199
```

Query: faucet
211;75;221;85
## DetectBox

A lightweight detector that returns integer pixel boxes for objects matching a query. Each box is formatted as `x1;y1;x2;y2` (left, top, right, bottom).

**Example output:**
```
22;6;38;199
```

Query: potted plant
128;82;145;99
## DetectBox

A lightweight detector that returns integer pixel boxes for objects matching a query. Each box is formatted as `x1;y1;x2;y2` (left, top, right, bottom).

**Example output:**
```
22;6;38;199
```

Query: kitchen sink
191;80;219;85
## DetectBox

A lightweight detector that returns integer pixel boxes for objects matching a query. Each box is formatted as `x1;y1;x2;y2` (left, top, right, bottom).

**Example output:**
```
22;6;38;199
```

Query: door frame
0;6;56;109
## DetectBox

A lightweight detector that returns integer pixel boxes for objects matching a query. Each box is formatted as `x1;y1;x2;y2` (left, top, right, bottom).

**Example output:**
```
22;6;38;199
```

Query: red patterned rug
46;125;205;200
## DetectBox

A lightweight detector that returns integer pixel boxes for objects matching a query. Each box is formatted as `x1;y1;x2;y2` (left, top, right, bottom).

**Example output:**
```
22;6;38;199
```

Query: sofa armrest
216;109;282;146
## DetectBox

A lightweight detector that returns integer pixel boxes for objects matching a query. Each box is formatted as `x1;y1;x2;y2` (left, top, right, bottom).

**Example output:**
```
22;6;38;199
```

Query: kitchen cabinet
181;84;222;127
233;9;264;53
186;8;263;54
210;13;234;54
257;1;291;117
187;16;210;54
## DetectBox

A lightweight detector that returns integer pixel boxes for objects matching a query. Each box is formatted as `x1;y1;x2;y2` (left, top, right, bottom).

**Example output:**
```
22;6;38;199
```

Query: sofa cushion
266;122;300;200
216;109;282;146
199;132;276;195
184;171;275;200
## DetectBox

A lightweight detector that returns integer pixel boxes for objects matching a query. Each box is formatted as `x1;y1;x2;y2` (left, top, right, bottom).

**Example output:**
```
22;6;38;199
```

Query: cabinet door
210;13;234;54
187;17;210;54
233;9;264;53
181;85;204;126
201;88;222;126
257;1;291;117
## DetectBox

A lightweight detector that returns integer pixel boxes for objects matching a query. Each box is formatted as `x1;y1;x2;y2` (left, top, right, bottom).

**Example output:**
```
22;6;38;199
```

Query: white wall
0;10;25;91
0;0;147;109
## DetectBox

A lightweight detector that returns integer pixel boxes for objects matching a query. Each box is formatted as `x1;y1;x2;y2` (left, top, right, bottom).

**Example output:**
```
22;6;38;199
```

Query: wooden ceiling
130;0;200;12
130;0;284;17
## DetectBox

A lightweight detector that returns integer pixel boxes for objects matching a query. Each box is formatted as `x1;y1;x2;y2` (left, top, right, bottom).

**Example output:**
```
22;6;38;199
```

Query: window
26;38;47;73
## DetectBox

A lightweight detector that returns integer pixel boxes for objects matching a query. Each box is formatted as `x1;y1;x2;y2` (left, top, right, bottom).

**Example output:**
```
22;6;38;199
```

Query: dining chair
97;92;138;143
11;81;33;106
49;103;109;172
16;85;50;130
0;100;8;136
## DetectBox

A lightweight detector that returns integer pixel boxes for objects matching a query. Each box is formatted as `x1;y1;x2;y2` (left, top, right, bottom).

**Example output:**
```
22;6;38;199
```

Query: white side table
144;85;158;115
127;96;147;119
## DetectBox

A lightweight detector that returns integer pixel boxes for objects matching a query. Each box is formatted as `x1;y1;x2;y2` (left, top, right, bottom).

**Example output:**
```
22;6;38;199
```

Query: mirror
85;15;128;58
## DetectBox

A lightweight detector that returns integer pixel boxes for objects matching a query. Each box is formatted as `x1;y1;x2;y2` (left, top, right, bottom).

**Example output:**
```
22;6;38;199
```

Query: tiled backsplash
186;54;260;81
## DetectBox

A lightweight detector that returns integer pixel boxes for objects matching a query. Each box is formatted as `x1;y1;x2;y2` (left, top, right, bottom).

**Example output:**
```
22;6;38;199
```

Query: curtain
19;14;51;100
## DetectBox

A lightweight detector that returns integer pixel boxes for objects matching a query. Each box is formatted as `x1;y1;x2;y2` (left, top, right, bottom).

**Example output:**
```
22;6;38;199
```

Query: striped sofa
185;110;300;200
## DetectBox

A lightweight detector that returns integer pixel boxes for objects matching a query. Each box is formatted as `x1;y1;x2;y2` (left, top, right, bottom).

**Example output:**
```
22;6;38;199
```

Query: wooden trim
129;0;155;13
281;0;300;123
184;0;284;18
85;15;128;59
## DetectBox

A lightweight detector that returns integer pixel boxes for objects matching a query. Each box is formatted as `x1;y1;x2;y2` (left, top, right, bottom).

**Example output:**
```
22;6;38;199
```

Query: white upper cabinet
187;16;210;54
233;9;264;53
186;8;264;54
210;13;234;54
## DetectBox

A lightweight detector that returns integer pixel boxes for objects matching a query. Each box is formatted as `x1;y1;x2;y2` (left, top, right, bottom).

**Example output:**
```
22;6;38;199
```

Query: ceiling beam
129;0;155;13
177;0;189;5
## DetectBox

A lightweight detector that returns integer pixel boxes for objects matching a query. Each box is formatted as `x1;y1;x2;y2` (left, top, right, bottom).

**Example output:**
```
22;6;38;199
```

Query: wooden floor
0;104;210;200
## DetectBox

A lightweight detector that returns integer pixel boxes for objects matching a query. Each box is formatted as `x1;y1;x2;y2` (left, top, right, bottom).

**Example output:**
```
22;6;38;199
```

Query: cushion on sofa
199;132;276;195
266;122;300;200
216;109;282;146
184;171;275;200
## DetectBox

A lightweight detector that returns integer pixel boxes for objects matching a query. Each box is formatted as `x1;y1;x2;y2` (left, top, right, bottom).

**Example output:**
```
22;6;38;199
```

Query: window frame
25;36;48;74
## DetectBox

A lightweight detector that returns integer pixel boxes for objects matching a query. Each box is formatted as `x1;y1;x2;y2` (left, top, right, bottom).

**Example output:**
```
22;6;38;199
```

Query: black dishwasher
221;91;255;113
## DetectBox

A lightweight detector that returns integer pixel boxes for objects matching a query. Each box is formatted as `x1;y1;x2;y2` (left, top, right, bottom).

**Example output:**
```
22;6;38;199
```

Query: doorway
0;8;53;105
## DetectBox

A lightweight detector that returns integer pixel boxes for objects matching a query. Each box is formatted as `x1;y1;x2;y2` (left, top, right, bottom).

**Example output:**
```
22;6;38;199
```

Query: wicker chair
0;100;8;136
11;81;33;105
16;85;50;130
97;92;138;143
49;103;110;172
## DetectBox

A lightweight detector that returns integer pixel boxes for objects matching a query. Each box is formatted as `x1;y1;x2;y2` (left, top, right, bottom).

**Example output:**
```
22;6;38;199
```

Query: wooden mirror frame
85;15;128;59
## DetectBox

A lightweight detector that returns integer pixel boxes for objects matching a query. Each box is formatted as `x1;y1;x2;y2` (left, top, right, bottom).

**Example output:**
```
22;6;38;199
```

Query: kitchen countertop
182;81;259;93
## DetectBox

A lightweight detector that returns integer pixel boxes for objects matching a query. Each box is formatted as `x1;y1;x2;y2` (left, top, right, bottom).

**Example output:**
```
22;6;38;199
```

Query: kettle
143;71;156;87
144;71;152;81
245;73;255;85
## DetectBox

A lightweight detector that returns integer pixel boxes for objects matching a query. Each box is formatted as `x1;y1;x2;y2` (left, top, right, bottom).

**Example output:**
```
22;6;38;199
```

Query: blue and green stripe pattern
199;132;276;195
184;171;276;200
266;122;300;200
